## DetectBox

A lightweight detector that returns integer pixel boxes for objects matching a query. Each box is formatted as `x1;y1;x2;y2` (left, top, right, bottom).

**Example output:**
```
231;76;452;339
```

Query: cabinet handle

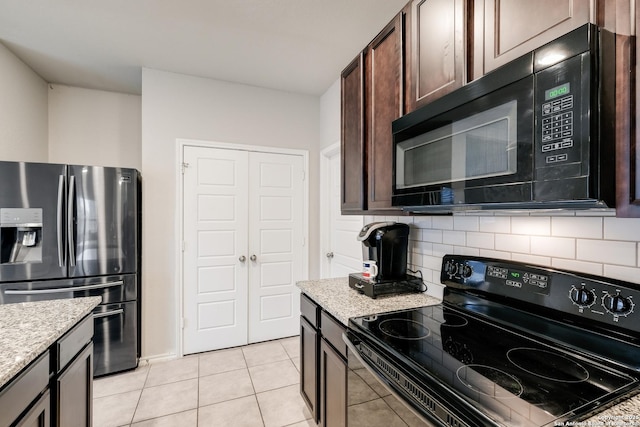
239;255;246;262
250;255;257;261
326;252;334;259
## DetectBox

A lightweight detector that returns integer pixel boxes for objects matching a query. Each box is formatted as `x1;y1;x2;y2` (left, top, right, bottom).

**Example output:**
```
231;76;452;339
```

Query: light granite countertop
296;277;440;326
0;296;101;389
297;277;640;424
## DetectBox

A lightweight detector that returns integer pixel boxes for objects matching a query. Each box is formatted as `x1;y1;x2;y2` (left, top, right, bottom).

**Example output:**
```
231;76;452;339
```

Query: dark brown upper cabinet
366;13;405;212
340;54;366;213
473;0;591;78
614;0;640;217
408;0;466;110
341;11;407;214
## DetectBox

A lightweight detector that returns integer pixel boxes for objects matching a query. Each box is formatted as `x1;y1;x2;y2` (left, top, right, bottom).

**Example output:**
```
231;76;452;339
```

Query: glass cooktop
348;303;640;426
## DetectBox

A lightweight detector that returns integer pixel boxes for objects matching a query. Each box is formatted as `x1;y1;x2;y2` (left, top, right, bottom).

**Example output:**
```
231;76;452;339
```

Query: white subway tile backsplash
479;216;511;233
411;240;433;255
432;216;454;230
404;214;640;289
423;229;443;244
511;253;551;266
603;265;640;283
511;217;550;236
551;258;603;276
422;254;444;270
466;232;494;250
495;234;530;253
443;230;466;246
453;216;479;231
530;236;575;259
552;217;602;239
577;239;636;266
604;218;640;242
479;249;512;259
432;243;454;257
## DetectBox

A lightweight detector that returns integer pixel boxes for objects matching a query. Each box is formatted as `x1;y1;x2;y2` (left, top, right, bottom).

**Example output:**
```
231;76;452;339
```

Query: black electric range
346;255;640;427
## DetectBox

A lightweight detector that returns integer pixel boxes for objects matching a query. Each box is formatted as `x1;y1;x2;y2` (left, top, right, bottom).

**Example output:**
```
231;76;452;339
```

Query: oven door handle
4;280;124;295
93;308;124;319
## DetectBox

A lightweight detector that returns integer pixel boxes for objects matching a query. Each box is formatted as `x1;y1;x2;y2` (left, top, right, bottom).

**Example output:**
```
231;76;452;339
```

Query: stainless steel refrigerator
0;161;140;377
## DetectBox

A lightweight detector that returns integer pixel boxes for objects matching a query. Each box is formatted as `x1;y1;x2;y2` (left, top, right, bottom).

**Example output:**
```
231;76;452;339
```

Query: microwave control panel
534;53;587;174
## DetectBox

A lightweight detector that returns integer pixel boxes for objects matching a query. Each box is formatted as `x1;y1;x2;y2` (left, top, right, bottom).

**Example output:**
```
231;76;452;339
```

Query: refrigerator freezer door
68;166;139;277
0;161;67;282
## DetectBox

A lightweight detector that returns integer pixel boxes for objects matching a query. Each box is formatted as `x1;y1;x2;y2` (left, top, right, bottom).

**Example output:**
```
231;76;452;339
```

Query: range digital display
487;266;550;295
545;82;571;101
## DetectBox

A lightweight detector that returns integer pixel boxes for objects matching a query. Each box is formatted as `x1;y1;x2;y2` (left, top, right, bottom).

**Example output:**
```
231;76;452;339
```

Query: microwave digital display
545;82;571;101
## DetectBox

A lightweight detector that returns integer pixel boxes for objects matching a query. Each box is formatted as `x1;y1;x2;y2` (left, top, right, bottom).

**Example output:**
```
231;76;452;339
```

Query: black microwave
392;24;617;212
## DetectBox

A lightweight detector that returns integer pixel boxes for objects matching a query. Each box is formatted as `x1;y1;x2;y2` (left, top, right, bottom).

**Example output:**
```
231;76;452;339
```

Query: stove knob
462;265;473;278
445;261;459;276
602;292;634;315
569;285;595;307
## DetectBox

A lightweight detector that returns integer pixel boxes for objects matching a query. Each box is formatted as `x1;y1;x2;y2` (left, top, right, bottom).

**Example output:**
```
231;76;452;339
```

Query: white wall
0;42;48;162
141;68;320;360
319;79;340;149
48;85;142;169
366;212;640;299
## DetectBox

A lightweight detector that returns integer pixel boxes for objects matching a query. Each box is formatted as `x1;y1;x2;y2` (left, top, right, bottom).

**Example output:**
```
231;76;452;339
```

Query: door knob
239;255;246;262
250;255;257;261
326;252;334;259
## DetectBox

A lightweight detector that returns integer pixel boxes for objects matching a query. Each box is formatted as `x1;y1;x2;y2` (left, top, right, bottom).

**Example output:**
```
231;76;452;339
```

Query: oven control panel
441;255;640;333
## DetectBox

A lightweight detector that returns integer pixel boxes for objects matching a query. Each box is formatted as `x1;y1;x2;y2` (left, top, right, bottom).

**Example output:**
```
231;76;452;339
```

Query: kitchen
1;0;640;426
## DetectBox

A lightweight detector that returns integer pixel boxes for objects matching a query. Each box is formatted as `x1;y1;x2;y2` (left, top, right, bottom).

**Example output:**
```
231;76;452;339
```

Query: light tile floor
93;336;317;427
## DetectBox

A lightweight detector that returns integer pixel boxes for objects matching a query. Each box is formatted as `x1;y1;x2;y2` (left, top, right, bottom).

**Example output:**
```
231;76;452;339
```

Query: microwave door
68;165;138;278
0;162;67;282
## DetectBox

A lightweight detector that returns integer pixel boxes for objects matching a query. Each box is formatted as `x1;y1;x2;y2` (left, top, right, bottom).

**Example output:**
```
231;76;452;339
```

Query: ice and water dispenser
0;208;43;264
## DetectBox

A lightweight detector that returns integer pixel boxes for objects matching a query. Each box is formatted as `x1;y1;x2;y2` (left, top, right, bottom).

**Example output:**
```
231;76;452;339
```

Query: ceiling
0;0;408;96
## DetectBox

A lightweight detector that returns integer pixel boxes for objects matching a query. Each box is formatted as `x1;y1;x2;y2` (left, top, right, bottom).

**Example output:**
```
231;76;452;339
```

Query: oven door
345;338;436;427
392;76;534;209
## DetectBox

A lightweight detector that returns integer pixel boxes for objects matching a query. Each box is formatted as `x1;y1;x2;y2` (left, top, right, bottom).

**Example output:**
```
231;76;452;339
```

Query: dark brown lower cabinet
300;316;319;422
56;343;93;427
320;339;347;427
300;295;348;427
16;390;50;427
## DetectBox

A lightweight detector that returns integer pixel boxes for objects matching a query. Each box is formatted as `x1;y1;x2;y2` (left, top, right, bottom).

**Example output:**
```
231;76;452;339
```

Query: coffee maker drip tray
348;273;426;299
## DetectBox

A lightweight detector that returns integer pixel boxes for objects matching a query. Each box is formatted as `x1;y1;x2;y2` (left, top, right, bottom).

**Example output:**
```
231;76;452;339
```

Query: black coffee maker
348;221;425;298
358;222;409;281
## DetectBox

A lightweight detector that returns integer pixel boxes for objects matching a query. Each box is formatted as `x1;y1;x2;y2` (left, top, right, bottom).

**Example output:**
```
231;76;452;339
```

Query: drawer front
320;311;347;359
0;352;50;427
57;313;93;372
300;294;319;328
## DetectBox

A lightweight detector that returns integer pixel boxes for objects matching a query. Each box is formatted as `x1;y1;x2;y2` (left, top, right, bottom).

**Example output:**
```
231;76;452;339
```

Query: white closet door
248;152;304;342
183;146;249;354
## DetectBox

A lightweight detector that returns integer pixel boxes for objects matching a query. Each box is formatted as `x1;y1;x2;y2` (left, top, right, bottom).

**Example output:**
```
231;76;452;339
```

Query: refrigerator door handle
93;308;125;319
4;280;125;295
67;175;76;267
57;175;66;267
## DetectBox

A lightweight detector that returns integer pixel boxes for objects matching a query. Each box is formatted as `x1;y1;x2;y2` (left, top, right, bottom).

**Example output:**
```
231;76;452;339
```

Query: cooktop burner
379;318;431;340
507;348;589;383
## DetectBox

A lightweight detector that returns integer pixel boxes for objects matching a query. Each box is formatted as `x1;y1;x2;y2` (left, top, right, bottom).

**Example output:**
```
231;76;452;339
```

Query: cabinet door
56;343;93;427
616;2;640;217
341;53;366;213
300;317;319;422
16;390;50;427
478;0;590;75
409;0;465;109
366;14;405;211
320;339;347;427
